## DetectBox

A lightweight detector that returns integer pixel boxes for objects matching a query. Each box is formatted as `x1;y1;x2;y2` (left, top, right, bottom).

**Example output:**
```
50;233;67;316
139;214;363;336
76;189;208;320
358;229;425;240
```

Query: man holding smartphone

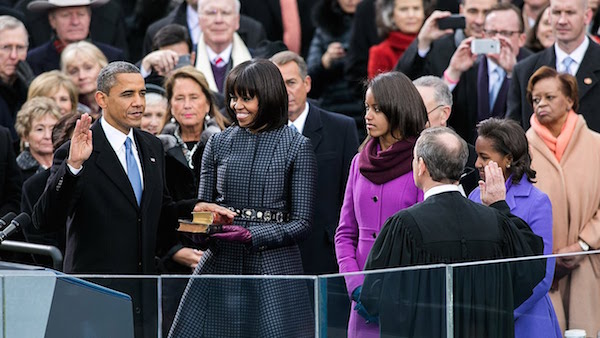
441;3;530;144
395;0;498;80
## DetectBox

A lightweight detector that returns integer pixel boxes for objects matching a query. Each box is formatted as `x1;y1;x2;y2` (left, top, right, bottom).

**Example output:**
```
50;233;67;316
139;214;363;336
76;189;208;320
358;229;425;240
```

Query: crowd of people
1;0;600;336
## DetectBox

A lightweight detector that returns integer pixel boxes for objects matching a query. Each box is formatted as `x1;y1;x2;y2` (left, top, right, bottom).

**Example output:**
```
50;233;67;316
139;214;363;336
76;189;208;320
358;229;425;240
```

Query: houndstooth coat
169;125;317;338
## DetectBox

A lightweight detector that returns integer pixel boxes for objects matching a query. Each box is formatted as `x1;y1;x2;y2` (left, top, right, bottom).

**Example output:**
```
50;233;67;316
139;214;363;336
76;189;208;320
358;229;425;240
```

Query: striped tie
214;56;224;68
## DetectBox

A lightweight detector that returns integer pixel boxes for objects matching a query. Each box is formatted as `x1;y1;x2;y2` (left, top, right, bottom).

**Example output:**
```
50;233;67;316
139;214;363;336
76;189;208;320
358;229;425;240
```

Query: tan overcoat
527;115;600;336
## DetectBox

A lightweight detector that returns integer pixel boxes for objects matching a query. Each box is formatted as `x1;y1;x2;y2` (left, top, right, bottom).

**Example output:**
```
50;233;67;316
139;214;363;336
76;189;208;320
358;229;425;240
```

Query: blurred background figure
0;125;21;219
413;75;479;195
526;66;600;336
24;0;124;75
20;111;79;267
140;24;194;87
0;15;33;143
524;4;553;53
368;0;427;78
240;0;318;57
14;96;60;182
27;70;79;115
60;41;108;119
14;0;129;59
521;0;549;33
140;84;168;135
194;0;252;94
142;0;266;58
335;71;425;338
468;117;561;338
307;0;364;137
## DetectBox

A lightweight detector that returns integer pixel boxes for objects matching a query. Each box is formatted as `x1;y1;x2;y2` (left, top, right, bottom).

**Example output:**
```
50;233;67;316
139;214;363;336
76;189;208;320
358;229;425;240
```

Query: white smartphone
471;39;500;54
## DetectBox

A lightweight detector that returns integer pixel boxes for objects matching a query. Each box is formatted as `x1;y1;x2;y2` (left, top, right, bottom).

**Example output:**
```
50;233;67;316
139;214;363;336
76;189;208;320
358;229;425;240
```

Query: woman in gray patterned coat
168;59;317;337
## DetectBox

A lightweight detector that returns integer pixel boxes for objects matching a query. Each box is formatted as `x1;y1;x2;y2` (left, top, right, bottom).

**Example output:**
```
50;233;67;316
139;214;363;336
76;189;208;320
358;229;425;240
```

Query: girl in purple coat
469;118;561;338
334;72;426;338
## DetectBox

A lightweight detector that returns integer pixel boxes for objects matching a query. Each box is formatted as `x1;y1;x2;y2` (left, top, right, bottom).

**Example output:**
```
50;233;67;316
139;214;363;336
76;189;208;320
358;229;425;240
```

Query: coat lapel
302;104;322;152
92;122;139;209
576;40;600;99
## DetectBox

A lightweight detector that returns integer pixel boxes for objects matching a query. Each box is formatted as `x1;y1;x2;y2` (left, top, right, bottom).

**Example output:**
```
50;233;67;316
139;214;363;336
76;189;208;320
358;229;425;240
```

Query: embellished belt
228;207;290;223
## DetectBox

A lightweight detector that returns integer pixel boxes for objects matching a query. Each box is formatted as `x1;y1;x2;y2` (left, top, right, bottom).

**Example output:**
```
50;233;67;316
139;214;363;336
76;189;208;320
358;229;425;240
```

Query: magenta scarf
358;137;417;184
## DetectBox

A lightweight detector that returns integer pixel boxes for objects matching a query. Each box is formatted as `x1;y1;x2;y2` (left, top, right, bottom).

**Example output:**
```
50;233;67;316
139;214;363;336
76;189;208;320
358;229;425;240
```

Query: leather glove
352;286;379;324
210;225;252;243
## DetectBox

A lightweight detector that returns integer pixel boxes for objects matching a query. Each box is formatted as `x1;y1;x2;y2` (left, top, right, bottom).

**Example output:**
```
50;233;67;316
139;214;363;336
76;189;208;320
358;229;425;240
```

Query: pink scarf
530;110;578;162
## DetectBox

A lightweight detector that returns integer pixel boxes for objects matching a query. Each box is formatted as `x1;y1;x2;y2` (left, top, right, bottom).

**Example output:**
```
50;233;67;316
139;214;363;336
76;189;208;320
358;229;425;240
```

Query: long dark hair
476;118;536;184
360;71;427;150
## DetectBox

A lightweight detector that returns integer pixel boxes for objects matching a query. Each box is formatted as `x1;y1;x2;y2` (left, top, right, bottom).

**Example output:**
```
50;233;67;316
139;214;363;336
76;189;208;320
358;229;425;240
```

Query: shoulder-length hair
15;97;62;151
28;70;79;113
225;59;288;132
526;65;579;112
476;118;536;184
163;66;229;130
361;71;427;149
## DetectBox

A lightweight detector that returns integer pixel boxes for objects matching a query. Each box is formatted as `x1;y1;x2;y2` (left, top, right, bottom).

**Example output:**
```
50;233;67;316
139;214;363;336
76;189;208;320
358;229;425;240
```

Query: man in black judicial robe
359;127;545;338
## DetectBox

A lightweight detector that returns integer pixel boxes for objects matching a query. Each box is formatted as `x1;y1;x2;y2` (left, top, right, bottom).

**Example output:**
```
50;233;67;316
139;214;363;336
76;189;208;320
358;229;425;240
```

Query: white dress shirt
424;184;465;200
288;102;310;134
554;37;589;76
206;44;233;66
68;118;144;188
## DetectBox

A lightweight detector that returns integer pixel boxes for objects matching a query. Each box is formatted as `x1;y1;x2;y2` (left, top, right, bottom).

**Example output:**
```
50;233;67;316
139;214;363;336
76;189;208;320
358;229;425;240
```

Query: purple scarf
358;137;417;184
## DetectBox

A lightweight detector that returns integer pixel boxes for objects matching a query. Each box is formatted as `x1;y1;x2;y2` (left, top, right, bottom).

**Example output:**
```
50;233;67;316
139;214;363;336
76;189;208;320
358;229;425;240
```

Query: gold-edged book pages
177;212;216;233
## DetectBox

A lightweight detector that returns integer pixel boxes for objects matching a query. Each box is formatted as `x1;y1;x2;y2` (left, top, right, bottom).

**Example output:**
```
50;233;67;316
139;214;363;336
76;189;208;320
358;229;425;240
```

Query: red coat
368;31;417;79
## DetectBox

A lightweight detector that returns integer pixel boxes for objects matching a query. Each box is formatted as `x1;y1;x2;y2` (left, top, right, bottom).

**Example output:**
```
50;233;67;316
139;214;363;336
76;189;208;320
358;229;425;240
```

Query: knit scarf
388;31;418;54
530;110;578;163
358;136;416;184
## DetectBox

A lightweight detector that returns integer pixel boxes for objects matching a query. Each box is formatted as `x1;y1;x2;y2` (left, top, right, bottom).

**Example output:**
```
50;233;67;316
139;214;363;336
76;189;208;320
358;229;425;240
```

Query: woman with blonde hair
14;97;61;182
61;41;108;119
28;70;79;115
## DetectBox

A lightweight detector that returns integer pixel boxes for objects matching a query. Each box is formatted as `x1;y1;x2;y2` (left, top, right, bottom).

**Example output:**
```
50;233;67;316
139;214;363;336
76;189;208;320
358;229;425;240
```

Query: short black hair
225;59;288;132
97;61;140;94
152;24;193;53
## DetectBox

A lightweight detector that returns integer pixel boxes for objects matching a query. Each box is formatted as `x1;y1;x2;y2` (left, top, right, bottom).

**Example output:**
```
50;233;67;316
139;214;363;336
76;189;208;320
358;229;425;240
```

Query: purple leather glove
210;225;252;243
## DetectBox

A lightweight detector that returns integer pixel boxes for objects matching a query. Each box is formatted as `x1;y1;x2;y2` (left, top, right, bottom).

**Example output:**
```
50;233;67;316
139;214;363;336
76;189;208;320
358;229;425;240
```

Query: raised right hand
67;113;93;169
417;11;454;51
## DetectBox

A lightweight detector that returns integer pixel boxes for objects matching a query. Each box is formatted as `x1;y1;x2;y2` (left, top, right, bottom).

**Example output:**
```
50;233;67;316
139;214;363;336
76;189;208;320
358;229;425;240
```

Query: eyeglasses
201;8;235;18
483;29;521;38
427;104;444;115
0;44;28;55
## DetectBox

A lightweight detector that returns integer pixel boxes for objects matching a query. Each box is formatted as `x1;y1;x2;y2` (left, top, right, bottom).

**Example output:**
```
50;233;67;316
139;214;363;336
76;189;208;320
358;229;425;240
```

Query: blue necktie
489;67;504;110
124;138;142;205
289;124;298;133
562;56;575;75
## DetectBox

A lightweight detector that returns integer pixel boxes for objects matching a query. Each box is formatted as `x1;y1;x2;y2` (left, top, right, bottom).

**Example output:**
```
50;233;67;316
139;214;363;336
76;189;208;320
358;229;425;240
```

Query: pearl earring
506;164;511;169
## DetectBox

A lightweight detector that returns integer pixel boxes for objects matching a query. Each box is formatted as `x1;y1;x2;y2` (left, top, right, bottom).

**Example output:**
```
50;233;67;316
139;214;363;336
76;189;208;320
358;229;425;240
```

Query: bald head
415;127;469;183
